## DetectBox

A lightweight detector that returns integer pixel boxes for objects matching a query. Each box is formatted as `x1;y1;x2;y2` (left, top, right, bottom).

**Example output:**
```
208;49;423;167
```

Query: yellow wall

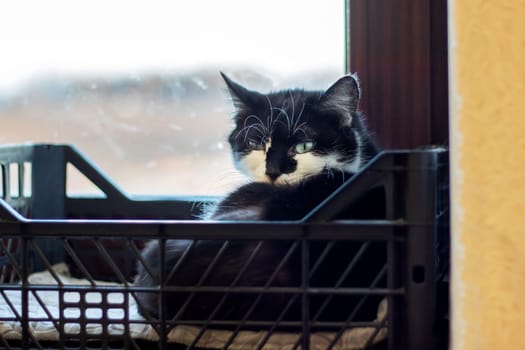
449;0;525;349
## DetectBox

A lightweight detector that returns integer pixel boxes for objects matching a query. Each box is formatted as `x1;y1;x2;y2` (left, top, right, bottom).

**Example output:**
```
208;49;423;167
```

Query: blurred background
0;0;344;195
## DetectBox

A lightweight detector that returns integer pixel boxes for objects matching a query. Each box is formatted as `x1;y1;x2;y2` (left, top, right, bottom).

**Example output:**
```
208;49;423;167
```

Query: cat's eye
294;141;315;154
247;140;265;151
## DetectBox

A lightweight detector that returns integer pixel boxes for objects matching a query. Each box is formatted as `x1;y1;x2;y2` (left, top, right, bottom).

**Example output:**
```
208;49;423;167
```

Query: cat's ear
319;74;360;123
220;72;263;111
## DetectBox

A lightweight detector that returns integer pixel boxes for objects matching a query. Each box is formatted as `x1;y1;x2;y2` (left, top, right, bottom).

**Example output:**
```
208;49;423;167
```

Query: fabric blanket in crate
0;263;386;349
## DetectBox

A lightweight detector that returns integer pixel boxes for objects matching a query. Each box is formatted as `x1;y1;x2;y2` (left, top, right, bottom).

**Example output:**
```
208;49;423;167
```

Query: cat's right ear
220;72;263;111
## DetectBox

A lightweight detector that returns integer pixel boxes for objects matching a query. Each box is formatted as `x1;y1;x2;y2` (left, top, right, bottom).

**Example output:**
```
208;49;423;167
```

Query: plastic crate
0;143;449;350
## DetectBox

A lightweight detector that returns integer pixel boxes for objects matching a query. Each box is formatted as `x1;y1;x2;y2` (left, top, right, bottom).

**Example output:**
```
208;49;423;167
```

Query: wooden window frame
347;0;449;149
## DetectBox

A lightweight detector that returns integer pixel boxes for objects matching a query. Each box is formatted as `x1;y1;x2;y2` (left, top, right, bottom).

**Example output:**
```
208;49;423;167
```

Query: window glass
0;0;345;195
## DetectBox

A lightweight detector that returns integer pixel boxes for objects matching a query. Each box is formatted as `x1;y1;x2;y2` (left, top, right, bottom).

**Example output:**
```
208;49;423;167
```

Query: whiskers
234;92;310;142
324;168;348;182
292;104;308;137
191;167;249;219
235;114;268;142
270;93;308;137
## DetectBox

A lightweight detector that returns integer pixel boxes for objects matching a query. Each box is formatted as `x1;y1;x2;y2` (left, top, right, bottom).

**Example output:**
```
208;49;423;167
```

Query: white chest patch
210;206;263;220
342;130;363;173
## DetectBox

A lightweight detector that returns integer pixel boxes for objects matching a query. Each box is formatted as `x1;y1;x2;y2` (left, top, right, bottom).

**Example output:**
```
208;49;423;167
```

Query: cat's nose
265;169;280;182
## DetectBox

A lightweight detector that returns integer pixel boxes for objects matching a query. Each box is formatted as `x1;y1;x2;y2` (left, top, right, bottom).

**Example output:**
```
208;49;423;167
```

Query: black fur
213;170;385;220
134;74;385;329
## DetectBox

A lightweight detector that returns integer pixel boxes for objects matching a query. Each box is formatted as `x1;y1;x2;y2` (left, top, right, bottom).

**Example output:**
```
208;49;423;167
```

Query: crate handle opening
66;163;107;198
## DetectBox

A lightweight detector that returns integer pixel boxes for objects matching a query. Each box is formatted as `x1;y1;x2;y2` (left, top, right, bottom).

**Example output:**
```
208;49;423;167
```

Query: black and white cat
134;73;385;328
208;72;378;220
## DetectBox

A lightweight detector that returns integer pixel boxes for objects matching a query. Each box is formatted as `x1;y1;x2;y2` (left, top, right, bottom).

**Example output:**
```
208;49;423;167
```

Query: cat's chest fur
207;73;378;220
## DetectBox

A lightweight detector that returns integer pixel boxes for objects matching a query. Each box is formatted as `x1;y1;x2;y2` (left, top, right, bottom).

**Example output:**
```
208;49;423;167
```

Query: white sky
0;0;344;92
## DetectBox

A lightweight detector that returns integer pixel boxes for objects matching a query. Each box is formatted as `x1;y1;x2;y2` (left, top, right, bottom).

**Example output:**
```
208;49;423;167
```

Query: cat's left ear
320;74;360;123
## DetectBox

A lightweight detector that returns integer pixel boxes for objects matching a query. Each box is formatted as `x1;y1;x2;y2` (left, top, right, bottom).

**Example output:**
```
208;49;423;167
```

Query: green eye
294;141;315;154
247;140;265;150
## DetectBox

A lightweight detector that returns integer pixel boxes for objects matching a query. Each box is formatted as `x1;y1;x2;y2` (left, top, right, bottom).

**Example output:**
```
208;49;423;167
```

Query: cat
134;73;386;330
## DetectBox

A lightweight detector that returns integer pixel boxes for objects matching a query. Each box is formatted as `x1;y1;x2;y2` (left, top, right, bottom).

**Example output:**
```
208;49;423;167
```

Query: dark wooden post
348;0;449;149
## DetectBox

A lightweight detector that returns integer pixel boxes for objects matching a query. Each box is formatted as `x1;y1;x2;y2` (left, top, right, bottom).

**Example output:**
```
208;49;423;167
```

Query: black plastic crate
0;143;449;350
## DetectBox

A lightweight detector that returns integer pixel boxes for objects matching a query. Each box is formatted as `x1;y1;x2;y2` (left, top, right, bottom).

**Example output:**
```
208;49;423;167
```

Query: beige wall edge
449;0;525;349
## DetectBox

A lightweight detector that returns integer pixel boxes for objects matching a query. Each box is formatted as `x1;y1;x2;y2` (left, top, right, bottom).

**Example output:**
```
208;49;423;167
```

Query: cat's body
134;73;385;328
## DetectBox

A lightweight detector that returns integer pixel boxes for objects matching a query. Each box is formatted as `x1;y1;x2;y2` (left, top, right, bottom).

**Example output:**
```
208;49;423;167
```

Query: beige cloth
0;263;386;349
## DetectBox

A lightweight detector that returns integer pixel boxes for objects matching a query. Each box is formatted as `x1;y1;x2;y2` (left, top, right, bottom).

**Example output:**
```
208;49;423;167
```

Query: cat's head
222;73;376;185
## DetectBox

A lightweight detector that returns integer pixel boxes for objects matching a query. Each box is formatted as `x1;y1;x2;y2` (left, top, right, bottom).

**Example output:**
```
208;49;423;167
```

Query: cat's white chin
238;152;341;185
271;175;305;186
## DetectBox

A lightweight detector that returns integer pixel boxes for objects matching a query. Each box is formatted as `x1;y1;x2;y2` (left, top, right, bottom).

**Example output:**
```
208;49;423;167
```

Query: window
0;0;345;195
